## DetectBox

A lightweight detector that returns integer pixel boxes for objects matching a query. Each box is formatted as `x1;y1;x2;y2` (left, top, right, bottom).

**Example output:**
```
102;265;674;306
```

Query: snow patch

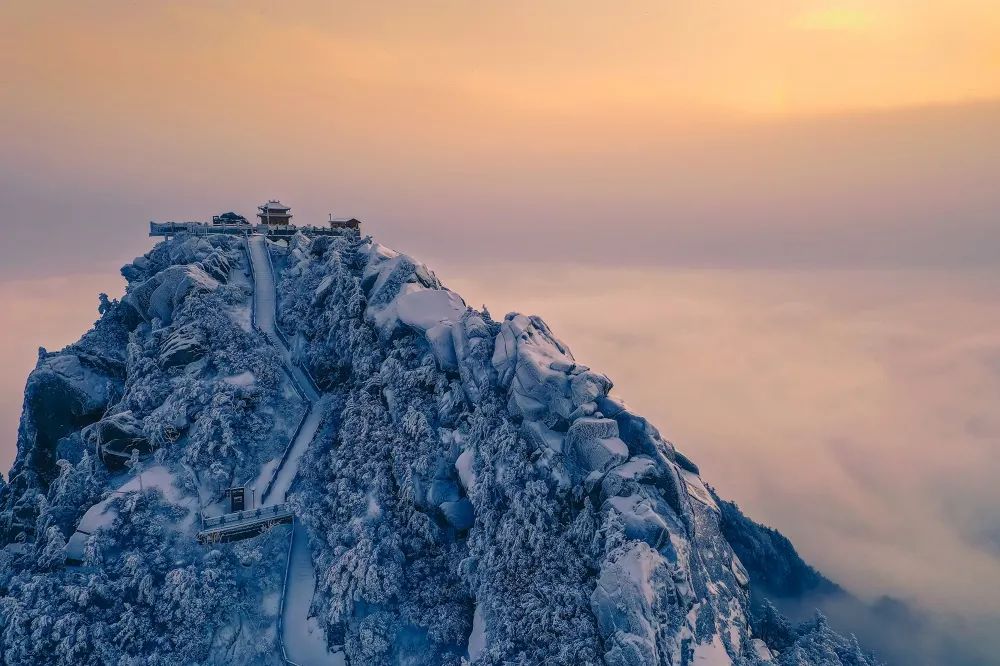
66;466;194;561
455;449;477;493
680;469;719;512
468;603;486;661
751;638;774;661
223;371;256;387
395;288;467;332
692;634;733;665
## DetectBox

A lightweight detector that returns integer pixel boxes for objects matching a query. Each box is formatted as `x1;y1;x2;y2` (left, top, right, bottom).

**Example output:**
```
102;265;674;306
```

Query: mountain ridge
0;230;880;665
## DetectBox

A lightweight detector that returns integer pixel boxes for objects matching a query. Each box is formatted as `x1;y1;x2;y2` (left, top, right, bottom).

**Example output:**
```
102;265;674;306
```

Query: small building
329;216;361;231
257;200;292;226
212;211;249;225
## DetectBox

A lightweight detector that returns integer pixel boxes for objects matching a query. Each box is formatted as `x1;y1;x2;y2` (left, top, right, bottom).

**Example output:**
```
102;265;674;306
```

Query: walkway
196;504;294;544
246;234;343;665
282;522;346;665
247;235;321;505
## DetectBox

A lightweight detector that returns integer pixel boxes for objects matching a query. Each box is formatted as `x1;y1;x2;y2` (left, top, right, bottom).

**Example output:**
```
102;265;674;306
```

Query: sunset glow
5;1;1000;136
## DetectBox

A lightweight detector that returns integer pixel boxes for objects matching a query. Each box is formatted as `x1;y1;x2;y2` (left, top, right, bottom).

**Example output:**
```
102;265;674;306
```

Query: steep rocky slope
0;231;879;665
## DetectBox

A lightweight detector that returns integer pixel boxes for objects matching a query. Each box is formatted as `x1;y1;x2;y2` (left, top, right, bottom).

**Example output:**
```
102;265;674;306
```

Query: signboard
228;487;245;512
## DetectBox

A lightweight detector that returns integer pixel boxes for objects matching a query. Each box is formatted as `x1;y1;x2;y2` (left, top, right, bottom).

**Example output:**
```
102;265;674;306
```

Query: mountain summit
0;230;879;665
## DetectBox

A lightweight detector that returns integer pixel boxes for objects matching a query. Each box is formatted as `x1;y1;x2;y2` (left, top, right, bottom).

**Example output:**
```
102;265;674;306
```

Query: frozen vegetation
0;230;881;665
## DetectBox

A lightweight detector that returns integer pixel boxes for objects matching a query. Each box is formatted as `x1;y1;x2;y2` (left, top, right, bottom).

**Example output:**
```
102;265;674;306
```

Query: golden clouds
793;6;876;32
5;1;1000;120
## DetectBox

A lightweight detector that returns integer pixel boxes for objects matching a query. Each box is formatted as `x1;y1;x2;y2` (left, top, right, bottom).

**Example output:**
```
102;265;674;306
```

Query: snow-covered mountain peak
0;230;879;665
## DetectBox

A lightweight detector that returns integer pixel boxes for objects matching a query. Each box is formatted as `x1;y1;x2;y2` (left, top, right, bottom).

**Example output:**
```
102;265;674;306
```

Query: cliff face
0;231;878;666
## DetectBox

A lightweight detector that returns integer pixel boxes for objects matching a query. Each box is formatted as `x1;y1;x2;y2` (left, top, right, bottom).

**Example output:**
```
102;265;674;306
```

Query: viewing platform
150;200;361;239
150;220;361;239
197;503;294;544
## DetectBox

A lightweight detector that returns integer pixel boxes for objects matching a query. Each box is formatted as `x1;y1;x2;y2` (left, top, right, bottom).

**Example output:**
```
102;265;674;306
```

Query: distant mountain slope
717;497;842;601
717;496;995;666
0;231;880;665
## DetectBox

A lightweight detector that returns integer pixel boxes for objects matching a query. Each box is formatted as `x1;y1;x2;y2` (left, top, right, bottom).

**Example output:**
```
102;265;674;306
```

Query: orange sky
4;1;1000;149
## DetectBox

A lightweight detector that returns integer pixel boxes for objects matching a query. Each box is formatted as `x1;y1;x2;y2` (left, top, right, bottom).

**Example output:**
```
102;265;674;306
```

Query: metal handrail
242;234;258;330
263;239;291;352
263;240;322;396
202;502;290;528
150;221;359;240
278;518;302;666
260;401;312;504
282;364;309;402
299;364;320;396
242;233;318;504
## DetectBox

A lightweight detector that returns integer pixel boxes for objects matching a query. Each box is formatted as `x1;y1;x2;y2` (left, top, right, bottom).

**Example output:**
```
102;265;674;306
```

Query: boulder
673;451;700;475
455;449;477;493
598;397;677;462
427;478;461;506
603;492;672;548
84;410;147;453
571;371;613;407
197;250;232;282
452;312;496;404
9;352;115;489
158;324;205;369
123;263;221;325
600;456;659;502
591;542;667;665
440;498;474;530
566;418;628;475
492;314;616;432
493;314;586;426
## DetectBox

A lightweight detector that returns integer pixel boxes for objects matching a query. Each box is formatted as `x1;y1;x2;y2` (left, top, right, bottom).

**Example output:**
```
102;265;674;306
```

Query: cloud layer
446;264;1000;617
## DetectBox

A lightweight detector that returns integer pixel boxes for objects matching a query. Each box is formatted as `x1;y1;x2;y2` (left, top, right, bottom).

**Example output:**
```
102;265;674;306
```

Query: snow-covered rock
124;263;222;324
159;323;206;368
592;542;676;665
566;417;629;476
451;311;495;403
492;314;616;432
0;230;882;666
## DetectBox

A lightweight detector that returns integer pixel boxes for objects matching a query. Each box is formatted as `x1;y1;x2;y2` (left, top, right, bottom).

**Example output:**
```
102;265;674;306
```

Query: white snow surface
692;634;734;665
66;466;193;560
751;638;775;661
284;521;345;665
455;449;477;493
680;468;720;512
395;287;467;332
262;404;324;506
248;235;279;332
223;371;256;387
468;603;486;662
591;541;666;660
357;241;476;374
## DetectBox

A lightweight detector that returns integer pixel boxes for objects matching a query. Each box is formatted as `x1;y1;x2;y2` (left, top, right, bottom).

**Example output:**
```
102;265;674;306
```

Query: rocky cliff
0;231;879;665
